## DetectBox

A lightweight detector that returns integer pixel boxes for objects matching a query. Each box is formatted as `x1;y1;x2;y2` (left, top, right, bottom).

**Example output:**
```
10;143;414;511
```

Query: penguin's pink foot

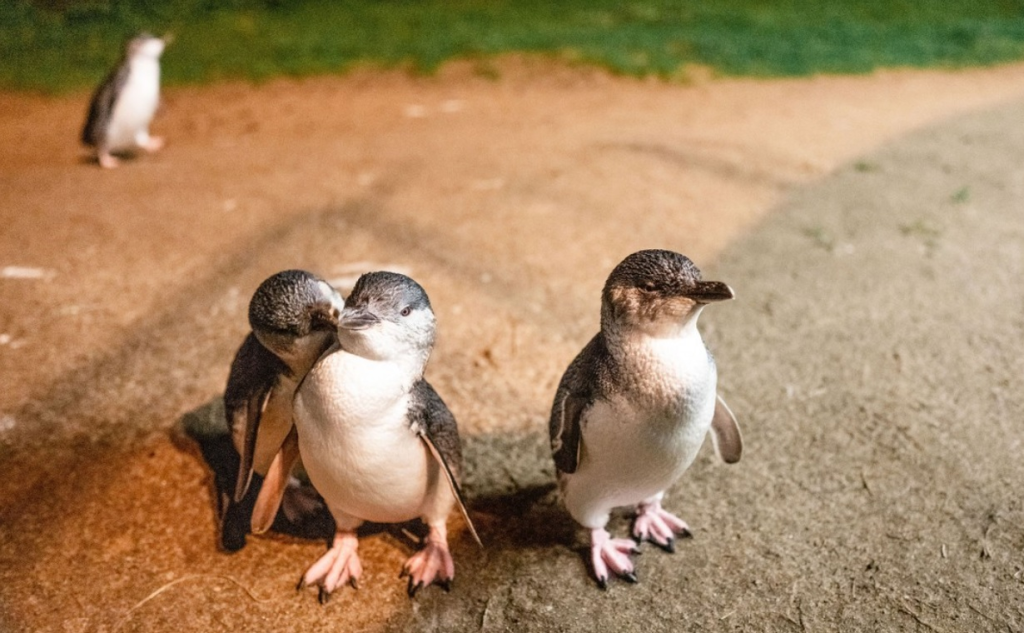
401;525;454;597
98;152;119;169
298;530;362;603
590;528;641;588
142;135;165;152
632;499;692;552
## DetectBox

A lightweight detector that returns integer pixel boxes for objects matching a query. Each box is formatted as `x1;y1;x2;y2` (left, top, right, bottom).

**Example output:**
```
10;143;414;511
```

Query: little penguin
286;271;479;601
222;270;345;551
81;33;169;168
549;249;743;588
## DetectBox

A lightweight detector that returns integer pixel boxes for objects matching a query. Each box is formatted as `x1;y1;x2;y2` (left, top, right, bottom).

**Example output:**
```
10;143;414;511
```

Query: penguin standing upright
222;270;345;551
81;33;169;168
549;249;743;588
273;271;479;600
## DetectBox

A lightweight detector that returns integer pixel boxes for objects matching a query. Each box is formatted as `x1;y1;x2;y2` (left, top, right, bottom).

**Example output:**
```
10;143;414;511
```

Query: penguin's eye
400;306;412;317
642;281;658;292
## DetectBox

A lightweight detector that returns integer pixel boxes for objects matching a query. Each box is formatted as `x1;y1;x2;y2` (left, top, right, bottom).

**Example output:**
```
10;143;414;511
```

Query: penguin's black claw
295;576;307;592
318;586;331;605
656;538;676;554
438;578;453;592
596;576;608;590
408;579;424;598
622;572;638;584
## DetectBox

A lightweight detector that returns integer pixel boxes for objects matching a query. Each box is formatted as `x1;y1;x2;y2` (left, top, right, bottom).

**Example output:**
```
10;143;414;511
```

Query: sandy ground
1;59;1023;631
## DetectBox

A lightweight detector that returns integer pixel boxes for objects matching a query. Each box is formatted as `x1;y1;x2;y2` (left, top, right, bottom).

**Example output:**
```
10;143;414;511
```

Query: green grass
5;0;1024;92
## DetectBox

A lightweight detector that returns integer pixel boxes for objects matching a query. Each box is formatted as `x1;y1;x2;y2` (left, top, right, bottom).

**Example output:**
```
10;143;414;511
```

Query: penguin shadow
459;432;684;586
176;399;572;558
458;432;575;550
176;400;576;558
175;398;335;552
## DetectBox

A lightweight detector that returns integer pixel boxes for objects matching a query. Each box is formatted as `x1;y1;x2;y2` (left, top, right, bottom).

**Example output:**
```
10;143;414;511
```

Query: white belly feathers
293;349;435;524
106;58;160;151
562;332;718;527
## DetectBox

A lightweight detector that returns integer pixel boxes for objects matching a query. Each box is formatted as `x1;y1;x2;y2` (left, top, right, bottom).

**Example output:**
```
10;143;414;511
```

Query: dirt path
1;60;1023;631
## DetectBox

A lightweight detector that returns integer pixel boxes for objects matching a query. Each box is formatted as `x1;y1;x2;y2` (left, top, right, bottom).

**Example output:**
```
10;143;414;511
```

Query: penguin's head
127;33;167;60
248;270;345;365
338;271;436;364
601;249;733;335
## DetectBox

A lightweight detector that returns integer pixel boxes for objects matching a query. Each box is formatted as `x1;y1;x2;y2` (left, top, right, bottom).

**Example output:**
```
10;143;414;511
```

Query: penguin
549;249;743;588
221;270;345;551
81;33;169;168
280;271;479;601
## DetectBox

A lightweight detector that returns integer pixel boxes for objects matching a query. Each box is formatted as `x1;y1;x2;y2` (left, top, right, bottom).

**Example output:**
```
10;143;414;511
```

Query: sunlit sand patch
1;265;55;279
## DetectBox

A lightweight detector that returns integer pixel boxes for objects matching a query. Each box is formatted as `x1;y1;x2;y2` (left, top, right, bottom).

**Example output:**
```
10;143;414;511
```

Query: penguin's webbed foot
142;135;165;153
98;152;119;169
298;529;362;601
400;525;455;597
632;499;692;551
590;528;641;589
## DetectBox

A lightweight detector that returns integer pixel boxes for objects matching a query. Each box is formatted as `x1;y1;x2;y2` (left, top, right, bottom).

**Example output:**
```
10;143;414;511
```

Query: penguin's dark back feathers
548;332;622;473
223;332;287;423
81;61;130;146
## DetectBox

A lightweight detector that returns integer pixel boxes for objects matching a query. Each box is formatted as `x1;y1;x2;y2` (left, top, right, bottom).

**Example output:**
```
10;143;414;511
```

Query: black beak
313;305;341;329
339;305;380;330
312;293;345;329
684;281;735;303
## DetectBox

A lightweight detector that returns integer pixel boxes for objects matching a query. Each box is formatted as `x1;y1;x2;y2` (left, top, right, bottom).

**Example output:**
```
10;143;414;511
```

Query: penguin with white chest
222;270;345;551
81;33;169;169
549;249;743;588
274;271;478;601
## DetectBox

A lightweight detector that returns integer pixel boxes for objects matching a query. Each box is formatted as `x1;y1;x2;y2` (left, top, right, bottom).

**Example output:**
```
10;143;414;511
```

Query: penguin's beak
339;305;381;330
683;281;735;303
314;296;345;329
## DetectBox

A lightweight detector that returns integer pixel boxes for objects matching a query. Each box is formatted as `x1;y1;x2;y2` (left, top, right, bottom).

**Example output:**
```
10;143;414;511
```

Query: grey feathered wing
710;395;743;464
550;335;607;475
223;333;294;503
250;426;301;534
81;59;130;147
410;379;482;546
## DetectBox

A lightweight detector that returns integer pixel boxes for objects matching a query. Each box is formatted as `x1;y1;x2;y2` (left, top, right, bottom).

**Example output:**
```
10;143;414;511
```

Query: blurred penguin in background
81;33;170;168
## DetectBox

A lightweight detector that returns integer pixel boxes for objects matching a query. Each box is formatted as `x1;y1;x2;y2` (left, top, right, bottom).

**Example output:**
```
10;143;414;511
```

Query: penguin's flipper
234;385;273;502
549;334;606;475
410;380;482;547
710;395;743;464
225;334;284;502
419;430;481;547
251;426;301;534
81;61;130;147
550;393;586;475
